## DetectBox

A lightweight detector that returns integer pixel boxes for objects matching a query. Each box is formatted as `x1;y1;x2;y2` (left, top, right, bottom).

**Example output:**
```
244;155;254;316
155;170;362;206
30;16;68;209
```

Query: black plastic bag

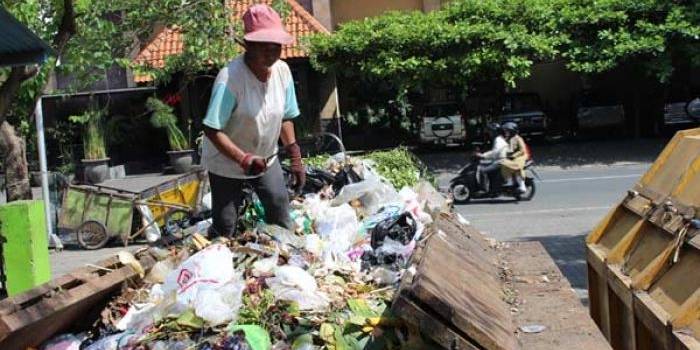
370;212;416;249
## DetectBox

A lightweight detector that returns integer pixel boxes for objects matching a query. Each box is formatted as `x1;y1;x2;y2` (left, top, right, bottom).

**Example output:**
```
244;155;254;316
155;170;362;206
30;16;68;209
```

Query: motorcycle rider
501;122;529;193
476;122;508;193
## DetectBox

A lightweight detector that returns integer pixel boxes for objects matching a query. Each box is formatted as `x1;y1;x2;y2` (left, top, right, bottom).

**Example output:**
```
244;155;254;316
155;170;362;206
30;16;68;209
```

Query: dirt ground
502;241;611;349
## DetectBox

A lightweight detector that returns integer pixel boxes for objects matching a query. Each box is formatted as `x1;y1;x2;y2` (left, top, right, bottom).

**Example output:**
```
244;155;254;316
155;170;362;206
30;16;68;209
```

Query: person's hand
240;153;267;176
285;142;306;193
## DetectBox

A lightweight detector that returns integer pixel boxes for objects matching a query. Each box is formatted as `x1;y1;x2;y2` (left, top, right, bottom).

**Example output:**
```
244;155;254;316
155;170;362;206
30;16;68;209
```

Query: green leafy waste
363;148;435;189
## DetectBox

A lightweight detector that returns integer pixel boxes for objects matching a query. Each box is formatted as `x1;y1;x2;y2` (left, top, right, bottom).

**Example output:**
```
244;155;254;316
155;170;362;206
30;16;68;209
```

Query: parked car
573;92;625;134
418;102;467;146
497;93;548;138
664;101;693;126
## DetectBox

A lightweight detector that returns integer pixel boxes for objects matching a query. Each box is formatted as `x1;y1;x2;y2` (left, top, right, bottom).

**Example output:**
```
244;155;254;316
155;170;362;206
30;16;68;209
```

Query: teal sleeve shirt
203;83;237;130
284;81;300;120
203;80;300;130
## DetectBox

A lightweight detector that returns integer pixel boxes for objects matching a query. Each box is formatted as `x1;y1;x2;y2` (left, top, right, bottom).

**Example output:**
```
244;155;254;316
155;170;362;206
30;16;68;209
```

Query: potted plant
70;109;109;184
147;97;194;173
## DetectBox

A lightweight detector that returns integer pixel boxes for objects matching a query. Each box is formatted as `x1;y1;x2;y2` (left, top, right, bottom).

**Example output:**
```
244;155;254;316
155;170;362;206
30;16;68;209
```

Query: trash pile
41;150;440;350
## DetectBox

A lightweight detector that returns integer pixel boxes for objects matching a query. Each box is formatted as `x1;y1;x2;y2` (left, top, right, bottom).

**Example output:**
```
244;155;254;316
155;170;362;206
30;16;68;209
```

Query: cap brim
244;29;294;45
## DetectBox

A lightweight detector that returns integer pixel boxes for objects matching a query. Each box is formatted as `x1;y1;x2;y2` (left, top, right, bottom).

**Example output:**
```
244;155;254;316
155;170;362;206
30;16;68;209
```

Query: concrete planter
167;150;195;174
82;158;110;184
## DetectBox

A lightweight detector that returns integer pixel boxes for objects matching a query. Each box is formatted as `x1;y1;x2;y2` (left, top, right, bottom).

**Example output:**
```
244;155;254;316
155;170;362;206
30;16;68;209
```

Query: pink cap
242;4;294;45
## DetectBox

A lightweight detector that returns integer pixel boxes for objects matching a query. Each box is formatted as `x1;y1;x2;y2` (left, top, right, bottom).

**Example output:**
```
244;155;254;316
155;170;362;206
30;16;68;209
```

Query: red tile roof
134;0;328;83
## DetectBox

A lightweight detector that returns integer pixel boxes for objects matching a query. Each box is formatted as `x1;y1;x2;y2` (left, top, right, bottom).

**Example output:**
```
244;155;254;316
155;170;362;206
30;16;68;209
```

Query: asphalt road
435;162;652;303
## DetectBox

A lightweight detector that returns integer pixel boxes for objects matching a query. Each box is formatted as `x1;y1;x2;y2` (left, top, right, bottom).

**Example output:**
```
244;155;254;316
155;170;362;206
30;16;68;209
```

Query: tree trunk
0;122;31;201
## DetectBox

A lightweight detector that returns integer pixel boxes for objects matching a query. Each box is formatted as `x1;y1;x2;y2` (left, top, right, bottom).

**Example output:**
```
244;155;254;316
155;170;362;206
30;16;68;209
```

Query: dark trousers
479;161;502;192
208;161;292;237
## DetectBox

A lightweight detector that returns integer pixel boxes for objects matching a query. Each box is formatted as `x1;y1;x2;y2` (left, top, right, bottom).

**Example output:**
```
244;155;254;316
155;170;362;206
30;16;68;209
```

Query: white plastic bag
193;277;245;326
304;234;323;257
202;192;212;211
331;180;400;215
116;303;157;332
137;204;161;243
272;265;318;292
267;265;330;311
163;244;235;306
252;253;279;277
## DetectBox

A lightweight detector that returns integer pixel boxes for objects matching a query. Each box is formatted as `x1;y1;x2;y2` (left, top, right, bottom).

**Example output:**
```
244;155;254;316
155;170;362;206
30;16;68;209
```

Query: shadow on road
521;232;590;306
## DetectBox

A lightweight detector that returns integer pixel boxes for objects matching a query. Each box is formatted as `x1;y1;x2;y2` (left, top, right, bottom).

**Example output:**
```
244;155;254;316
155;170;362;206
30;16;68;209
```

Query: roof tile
134;0;328;82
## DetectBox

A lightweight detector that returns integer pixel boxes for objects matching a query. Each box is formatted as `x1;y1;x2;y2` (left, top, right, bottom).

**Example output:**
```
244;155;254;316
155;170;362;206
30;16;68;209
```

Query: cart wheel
77;220;110;250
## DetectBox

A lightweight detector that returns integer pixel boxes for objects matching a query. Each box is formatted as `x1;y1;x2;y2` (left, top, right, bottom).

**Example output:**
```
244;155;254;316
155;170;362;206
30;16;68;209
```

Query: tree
308;0;699;132
555;0;700;135
556;0;700;82
0;0;239;201
309;0;562;103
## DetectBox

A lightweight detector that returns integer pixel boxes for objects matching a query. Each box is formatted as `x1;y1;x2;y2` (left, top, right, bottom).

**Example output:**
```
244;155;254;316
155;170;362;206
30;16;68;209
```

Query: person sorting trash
202;4;305;238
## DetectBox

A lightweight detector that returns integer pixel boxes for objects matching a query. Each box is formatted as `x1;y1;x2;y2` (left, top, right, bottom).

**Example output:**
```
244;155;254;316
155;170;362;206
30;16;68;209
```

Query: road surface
435;163;651;304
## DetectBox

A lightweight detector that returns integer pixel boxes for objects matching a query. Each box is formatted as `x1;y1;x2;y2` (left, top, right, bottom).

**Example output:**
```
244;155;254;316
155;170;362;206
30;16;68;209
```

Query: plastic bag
163;244;236;307
267;265;330;311
137;204;161;243
202;192;212;211
272;265;317;292
304;234;323;257
252;253;279;277
83;332;138;350
331;180;400;215
315;204;359;246
370;267;400;286
361;204;403;232
41;334;81;350
370;212;416;249
193;277;245;326
375;238;416;259
145;259;175;284
116;303;157;332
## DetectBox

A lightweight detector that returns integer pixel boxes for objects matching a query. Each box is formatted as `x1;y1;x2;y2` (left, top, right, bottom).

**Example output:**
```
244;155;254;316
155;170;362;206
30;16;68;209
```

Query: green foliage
363;147;434;189
69;109;107;160
309;1;562;93
2;0;240;124
309;0;700;93
120;0;241;83
146;97;190;151
555;0;700;82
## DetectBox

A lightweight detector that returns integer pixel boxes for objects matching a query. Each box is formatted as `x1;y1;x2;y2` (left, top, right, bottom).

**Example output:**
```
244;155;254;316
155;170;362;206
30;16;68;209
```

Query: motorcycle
449;155;538;203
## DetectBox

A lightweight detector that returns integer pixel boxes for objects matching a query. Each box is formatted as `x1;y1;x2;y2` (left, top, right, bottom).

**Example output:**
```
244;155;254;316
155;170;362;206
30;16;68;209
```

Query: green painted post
0;200;51;296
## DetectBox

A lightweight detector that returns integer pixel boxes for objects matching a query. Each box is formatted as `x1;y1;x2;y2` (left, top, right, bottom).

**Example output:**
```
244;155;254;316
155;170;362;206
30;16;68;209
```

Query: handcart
58;170;208;249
